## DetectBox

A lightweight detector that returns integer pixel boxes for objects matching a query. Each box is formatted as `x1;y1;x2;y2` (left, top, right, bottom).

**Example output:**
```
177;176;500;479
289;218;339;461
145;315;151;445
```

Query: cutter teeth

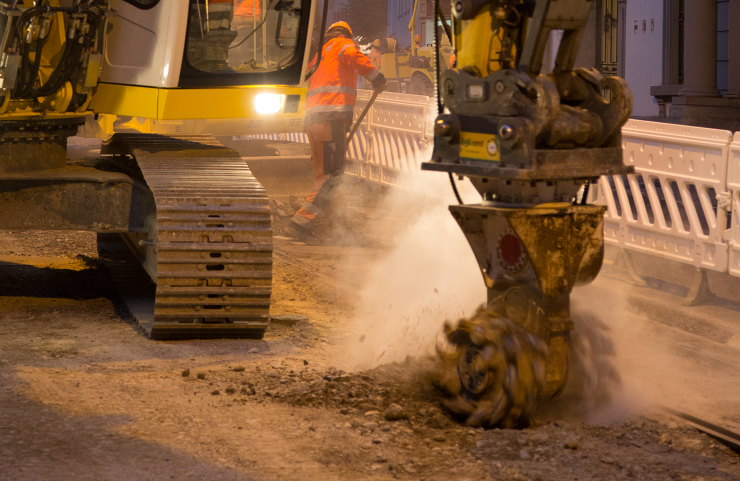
434;304;548;429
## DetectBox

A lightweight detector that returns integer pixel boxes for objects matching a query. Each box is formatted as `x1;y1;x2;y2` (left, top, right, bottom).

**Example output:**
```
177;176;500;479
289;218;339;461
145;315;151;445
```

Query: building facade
592;0;738;130
335;0;737;131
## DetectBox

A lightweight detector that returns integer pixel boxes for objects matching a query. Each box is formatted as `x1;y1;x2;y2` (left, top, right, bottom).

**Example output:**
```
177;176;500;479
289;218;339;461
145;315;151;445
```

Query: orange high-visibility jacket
235;0;261;17
305;37;381;125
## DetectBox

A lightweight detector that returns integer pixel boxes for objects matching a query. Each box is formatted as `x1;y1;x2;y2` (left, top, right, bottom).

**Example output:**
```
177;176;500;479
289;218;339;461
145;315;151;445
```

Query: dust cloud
330;169;643;424
330;165;737;429
538;284;644;424
336;169;487;372
555;275;740;427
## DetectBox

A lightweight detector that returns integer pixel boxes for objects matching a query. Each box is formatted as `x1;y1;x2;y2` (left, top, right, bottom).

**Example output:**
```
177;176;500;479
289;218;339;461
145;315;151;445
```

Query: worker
235;0;261;18
285;21;387;242
368;39;382;69
413;34;421;51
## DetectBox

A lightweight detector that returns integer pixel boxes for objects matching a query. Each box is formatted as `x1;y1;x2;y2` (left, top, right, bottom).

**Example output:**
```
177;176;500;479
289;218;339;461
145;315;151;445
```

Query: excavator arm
424;0;633;427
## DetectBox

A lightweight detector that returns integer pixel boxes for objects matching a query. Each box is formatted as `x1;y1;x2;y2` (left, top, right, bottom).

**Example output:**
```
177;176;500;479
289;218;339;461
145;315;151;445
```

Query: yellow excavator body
0;0;322;339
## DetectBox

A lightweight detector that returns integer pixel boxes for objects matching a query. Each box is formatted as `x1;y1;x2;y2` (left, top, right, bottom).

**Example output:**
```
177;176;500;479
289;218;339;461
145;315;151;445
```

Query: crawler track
98;134;272;340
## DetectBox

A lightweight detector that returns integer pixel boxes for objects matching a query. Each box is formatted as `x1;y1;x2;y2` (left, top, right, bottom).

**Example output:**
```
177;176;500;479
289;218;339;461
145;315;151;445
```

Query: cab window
183;0;305;82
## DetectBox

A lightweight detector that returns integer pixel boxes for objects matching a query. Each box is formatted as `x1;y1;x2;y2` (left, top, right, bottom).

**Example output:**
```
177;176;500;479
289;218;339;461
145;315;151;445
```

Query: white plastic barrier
597;119;731;272
250;100;740;278
242;90;435;188
345;90;435;187
726;134;740;276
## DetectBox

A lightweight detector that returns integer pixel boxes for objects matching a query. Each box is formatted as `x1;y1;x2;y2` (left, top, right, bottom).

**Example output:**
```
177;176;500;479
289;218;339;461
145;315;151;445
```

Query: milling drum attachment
422;0;633;427
435;304;548;428
434;203;607;427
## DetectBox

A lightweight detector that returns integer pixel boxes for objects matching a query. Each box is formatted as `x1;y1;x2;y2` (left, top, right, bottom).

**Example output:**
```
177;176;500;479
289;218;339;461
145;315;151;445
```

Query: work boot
283;221;312;242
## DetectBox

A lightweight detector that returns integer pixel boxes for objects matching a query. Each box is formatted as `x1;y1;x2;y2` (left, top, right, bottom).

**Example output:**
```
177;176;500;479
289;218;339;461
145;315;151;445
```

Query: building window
660;0;684;86
718;0;729;91
678;0;684;84
598;0;619;75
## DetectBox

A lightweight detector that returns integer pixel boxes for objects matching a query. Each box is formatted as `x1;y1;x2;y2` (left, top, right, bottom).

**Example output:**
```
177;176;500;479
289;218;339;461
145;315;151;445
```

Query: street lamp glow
254;93;285;114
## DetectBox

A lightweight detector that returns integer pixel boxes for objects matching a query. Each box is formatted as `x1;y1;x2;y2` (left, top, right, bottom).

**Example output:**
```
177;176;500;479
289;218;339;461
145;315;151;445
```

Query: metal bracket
717;191;731;210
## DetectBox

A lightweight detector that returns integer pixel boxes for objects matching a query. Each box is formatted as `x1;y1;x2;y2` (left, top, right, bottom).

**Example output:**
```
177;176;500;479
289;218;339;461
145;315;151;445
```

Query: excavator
0;0;316;340
0;0;632;429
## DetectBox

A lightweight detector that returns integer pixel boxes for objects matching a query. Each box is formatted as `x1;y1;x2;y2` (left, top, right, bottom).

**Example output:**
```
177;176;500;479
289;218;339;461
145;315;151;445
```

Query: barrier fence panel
726;134;740;277
345;90;435;188
597;119;731;272
244;99;740;278
241;91;435;189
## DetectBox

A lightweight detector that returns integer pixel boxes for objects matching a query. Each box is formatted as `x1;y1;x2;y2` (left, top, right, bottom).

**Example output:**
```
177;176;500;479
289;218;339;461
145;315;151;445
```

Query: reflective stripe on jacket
305;37;380;125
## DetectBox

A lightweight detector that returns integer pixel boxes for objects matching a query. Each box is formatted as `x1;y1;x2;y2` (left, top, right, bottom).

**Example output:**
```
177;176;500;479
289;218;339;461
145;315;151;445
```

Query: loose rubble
167;356;740;480
3;228;740;480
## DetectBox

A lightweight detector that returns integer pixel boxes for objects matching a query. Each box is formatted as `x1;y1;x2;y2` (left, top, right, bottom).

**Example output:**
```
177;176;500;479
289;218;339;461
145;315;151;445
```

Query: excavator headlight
254;94;286;114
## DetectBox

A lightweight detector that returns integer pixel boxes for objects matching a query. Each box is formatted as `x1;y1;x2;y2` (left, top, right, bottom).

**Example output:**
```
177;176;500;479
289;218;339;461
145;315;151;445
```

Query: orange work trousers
289;119;350;231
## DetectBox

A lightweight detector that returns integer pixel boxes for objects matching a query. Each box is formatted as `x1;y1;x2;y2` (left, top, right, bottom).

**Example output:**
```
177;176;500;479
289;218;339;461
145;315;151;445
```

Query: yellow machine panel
89;84;305;120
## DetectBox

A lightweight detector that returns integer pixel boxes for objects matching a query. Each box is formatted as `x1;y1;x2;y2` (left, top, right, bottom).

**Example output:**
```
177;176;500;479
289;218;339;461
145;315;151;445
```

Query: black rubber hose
449;172;463;205
31;37;80;97
13;5;106;99
16;8;61;97
32;10;102;98
32;37;77;96
435;0;463;206
14;7;44;98
18;31;44;98
17;42;30;97
32;34;74;96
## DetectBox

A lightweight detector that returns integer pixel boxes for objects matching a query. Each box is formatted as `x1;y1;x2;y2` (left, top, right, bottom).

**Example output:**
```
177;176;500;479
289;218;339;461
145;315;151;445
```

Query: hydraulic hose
15;7;45;98
435;0;463;205
24;33;45;97
448;173;463;204
14;4;104;100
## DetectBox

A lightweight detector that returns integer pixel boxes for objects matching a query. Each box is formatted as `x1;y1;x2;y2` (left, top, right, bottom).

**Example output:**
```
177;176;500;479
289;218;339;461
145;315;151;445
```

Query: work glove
371;73;388;93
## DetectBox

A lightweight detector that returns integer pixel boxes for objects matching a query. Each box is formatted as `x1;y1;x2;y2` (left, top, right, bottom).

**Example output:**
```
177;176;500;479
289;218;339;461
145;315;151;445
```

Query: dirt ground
1;193;740;480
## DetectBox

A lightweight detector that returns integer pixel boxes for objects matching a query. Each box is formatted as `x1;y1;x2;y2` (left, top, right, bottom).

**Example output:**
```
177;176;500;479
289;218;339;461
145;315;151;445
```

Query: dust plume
580;275;740;427
537;285;641;424
330;165;737;430
336;170;486;371
546;274;740;427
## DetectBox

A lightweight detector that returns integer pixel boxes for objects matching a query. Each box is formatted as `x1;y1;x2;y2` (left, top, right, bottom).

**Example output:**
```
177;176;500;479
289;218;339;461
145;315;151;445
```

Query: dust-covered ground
2;183;740;480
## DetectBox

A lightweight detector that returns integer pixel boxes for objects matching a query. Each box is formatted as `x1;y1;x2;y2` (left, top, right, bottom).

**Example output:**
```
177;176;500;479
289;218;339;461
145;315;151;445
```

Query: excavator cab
90;0;314;128
0;0;320;130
